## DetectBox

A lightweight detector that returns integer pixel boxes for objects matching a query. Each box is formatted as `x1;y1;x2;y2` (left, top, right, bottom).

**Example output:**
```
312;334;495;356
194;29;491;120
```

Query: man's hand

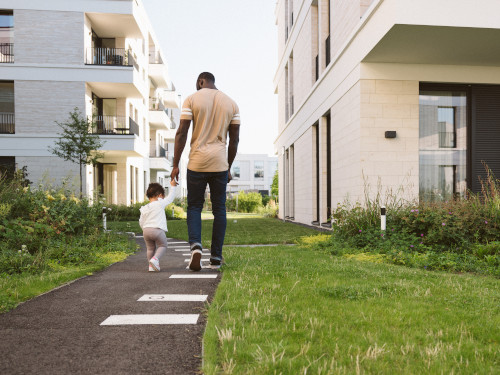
171;167;180;183
228;170;233;183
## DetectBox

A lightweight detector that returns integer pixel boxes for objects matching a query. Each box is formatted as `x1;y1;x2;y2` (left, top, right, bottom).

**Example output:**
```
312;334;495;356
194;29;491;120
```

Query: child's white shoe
149;257;160;271
148;265;154;272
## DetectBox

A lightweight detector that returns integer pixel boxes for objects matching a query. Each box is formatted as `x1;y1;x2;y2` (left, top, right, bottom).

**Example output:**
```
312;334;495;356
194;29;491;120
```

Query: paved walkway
0;237;220;375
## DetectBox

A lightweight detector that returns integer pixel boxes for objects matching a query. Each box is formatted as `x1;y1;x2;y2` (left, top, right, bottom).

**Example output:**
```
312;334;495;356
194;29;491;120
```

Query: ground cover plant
0;173;136;313
108;213;320;245
329;172;500;276
203;243;500;374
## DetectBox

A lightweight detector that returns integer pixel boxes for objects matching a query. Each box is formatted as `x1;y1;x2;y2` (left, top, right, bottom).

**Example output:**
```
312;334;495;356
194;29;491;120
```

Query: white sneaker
148;265;154;272
189;249;202;271
149;257;160;271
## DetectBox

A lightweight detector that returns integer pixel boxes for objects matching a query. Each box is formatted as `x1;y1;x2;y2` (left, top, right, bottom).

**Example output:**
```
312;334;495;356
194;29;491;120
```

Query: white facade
228;154;278;195
0;0;181;205
275;0;500;226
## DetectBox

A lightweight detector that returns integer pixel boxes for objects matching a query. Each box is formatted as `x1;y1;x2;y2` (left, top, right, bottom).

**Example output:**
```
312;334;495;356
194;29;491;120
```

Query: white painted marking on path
175;249;209;252
138;294;208;302
100;314;199;325
182;253;209;256
184;259;210;262
170;274;218;279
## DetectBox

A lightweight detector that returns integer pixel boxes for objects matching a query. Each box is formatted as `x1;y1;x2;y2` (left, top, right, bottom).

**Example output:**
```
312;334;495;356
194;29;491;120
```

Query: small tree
271;170;279;201
49;108;104;196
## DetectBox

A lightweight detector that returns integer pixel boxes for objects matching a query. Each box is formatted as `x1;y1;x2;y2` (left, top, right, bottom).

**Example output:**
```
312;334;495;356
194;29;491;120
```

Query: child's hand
170;178;179;187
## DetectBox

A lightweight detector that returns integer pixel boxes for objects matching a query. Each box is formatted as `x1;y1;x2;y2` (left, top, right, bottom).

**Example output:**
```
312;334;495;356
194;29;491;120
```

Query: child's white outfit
139;186;177;270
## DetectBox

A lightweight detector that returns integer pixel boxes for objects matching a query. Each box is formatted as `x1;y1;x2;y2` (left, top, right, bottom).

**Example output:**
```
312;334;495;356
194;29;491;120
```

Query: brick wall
360;79;419;202
293;127;314;223
331;0;359;60
15;80;86;134
292;8;313;108
15;9;84;65
16;156;83;192
331;80;362;206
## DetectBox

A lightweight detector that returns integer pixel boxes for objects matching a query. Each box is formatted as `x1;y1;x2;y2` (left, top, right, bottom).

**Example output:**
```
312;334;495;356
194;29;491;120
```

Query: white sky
143;0;278;156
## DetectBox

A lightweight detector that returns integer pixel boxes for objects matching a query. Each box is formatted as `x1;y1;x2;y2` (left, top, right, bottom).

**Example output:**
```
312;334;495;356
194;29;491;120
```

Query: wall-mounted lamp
385;131;396;139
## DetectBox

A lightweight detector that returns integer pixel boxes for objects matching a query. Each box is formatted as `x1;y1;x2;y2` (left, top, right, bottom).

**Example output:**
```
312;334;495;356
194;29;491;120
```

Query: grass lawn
108;213;321;245
0;238;136;313
203;243;500;374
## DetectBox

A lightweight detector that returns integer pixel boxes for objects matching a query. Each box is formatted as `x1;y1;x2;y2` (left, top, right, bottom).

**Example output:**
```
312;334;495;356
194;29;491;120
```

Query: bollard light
380;206;386;232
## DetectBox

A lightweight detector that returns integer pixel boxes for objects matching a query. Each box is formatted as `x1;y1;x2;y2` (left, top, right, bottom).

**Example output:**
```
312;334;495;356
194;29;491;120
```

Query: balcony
0;113;14;134
149;146;172;171
0;43;13;63
91;116;139;136
149;98;173;131
361;0;500;67
86;48;137;69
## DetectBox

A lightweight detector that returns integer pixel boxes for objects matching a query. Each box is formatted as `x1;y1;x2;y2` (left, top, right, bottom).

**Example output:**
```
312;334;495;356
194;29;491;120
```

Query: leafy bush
235;191;263;213
327;170;500;276
257;200;279;218
0;172;136;275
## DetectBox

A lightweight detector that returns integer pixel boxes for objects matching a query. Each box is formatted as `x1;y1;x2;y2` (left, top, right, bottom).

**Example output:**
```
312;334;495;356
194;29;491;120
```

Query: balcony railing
0;112;14;133
150;145;166;158
149;51;163;64
91;116;139;136
149;98;165;111
0;43;14;63
86;48;136;69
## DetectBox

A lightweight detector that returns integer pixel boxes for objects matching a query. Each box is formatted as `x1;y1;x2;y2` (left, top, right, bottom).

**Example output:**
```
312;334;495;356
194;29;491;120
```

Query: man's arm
170;119;191;181
227;123;240;183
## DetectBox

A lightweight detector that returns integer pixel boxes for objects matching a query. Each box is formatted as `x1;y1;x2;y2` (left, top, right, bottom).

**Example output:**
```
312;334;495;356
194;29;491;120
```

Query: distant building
275;0;500;227
0;0;181;205
228;154;278;195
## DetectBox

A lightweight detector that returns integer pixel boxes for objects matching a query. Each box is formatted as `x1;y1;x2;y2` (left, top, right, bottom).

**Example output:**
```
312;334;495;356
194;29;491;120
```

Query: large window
419;90;467;201
231;161;240;179
254;161;264;179
0;11;13;63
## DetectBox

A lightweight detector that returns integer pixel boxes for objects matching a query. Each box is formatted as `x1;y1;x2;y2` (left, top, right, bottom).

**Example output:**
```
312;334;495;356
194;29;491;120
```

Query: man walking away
170;72;240;271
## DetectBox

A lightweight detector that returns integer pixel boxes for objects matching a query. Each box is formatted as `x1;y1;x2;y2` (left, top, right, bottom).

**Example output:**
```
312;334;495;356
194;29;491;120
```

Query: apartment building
0;0;180;205
228;154;278;195
275;0;500;226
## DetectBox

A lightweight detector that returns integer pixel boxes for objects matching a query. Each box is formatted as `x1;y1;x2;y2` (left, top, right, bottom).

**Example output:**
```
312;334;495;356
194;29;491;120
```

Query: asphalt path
0;237;220;375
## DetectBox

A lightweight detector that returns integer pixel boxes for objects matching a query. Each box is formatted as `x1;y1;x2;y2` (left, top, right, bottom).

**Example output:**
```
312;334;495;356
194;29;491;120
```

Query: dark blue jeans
187;169;228;259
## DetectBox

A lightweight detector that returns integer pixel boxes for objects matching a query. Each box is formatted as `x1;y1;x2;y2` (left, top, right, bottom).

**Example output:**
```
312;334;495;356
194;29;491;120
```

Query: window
0;81;14;133
419;90;467;201
0;11;14;63
231;161;240;179
254;161;264;178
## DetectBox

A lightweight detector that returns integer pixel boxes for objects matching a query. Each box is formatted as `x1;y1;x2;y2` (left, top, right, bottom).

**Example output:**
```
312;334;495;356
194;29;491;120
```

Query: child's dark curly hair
146;183;165;199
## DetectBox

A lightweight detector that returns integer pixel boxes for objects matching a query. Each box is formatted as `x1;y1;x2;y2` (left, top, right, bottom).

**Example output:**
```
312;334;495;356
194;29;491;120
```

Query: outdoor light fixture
385;131;396;139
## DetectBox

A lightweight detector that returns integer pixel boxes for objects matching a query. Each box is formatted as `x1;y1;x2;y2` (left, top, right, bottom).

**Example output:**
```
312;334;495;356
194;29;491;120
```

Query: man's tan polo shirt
180;88;240;172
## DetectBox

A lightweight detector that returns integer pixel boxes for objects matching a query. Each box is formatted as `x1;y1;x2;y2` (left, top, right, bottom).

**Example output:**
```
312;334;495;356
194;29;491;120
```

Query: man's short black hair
146;182;165;199
198;72;215;83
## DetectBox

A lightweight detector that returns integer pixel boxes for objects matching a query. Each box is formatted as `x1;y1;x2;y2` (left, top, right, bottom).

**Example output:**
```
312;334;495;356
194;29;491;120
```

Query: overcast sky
143;0;278;156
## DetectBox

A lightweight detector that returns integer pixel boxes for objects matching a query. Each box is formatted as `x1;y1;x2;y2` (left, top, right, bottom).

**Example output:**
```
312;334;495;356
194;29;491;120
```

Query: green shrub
327;170;500;276
166;204;185;220
257;200;279;218
236;191;263;213
0;172;135;275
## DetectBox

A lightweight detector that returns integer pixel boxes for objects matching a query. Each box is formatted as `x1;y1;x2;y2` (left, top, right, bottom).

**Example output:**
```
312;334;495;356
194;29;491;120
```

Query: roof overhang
363;25;500;67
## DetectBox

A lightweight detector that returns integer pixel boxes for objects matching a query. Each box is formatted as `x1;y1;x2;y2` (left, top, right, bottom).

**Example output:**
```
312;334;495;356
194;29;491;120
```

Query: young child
139;180;178;271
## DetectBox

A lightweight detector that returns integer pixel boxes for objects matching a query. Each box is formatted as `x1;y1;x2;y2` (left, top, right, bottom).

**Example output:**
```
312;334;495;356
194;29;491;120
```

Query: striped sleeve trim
230;113;241;124
180;108;193;120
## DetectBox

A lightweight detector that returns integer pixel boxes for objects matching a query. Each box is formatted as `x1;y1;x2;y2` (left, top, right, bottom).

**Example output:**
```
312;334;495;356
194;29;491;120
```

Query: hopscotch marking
100;314;199;325
138;294;208;302
170;274;218;279
182;253;209;256
175;249;209;252
184;259;210;262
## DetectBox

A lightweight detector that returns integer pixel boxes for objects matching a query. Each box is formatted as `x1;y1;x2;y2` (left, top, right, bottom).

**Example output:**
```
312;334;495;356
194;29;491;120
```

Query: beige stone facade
275;0;500;227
